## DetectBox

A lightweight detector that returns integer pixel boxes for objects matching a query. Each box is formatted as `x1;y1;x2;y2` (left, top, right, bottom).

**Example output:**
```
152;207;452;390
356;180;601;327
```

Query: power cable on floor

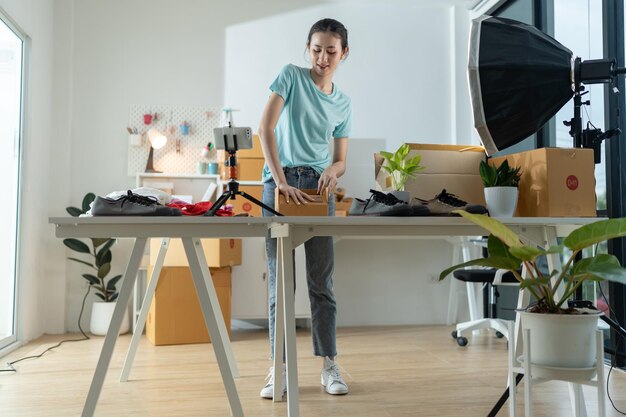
0;285;91;373
598;283;626;415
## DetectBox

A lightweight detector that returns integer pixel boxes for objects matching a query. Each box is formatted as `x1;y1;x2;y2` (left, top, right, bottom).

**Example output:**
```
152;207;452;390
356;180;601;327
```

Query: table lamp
145;128;167;173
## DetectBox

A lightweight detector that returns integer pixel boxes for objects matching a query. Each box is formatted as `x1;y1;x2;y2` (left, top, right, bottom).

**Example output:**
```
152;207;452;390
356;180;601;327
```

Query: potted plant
63;192;128;335
379;143;425;202
479;159;522;217
440;210;626;368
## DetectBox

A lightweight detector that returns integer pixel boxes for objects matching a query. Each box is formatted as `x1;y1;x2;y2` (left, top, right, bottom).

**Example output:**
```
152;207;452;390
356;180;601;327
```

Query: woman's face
308;31;347;78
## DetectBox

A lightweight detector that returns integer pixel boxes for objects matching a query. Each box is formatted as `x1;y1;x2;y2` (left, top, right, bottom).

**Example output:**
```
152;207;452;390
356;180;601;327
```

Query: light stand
204;126;282;217
565;57;625;164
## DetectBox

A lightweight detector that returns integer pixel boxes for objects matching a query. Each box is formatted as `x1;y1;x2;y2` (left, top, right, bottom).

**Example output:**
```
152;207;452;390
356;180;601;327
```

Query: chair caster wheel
495;331;504;338
451;330;458;339
456;336;468;347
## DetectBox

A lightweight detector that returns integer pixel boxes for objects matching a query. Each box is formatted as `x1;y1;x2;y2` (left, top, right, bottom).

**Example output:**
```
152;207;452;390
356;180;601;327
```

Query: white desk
269;216;600;417
50;216;271;417
51;215;600;417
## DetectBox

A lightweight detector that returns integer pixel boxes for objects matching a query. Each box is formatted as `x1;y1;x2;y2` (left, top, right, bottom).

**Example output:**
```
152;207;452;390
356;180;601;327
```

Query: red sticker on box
229;239;235;248
243;202;252;212
566;175;579;190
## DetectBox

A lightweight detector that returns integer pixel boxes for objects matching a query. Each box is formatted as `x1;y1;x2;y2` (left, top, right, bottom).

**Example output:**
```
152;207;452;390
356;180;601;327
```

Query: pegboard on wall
127;105;225;175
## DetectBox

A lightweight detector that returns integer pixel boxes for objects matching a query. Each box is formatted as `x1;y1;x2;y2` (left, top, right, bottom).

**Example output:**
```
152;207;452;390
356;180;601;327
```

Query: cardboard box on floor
275;188;329;216
149;238;242;267
374;144;487;205
489;147;597;217
146;266;231;345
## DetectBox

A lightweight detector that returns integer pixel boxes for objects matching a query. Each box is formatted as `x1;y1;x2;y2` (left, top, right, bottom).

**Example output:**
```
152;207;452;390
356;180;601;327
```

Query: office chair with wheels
451;266;520;347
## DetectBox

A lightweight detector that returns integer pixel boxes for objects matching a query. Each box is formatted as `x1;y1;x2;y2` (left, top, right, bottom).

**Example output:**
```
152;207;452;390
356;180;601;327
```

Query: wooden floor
1;325;625;417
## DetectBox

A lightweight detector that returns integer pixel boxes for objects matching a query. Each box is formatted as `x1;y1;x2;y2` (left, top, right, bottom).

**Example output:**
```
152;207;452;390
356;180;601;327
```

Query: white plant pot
519;310;601;368
484;186;518;217
90;301;130;336
390;190;411;203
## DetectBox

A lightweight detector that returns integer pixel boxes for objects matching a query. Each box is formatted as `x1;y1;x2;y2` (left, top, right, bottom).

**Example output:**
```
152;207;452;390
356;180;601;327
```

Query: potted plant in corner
440;210;626;369
479;159;522;217
379;143;425;202
63;192;128;336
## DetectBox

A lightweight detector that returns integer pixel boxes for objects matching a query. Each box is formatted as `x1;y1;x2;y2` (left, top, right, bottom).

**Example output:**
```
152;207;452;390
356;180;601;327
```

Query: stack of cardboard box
218;134;264;216
145;238;242;345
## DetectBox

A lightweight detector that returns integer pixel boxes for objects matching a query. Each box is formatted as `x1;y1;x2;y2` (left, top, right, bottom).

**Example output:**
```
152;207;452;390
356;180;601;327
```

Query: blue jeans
262;166;337;358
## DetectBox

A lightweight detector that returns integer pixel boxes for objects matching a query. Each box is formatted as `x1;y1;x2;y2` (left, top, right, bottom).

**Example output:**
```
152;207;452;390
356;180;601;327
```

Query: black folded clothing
91;190;182;216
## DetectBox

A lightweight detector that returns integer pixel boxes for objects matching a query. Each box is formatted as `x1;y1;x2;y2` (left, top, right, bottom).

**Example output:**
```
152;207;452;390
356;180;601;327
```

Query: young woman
257;18;352;398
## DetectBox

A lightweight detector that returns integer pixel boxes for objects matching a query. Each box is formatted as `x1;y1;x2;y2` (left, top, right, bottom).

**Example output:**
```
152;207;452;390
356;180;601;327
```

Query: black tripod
487;300;626;416
204;147;282;217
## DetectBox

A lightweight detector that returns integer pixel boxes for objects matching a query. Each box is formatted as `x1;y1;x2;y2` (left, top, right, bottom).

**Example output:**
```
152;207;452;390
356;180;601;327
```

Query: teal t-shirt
262;64;352;182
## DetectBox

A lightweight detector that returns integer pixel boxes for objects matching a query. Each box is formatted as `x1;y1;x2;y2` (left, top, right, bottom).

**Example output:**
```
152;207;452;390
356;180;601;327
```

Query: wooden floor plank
1;325;625;416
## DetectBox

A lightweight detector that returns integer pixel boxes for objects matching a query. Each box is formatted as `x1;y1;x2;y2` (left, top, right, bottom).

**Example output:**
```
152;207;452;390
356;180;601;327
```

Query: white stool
508;322;606;417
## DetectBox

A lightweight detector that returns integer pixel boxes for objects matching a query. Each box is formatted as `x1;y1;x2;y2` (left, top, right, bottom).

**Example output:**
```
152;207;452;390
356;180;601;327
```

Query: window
554;0;606;211
0;10;24;351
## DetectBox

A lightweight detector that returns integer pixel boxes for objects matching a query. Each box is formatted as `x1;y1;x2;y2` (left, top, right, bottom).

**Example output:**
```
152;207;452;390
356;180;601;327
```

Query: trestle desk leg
182;237;243;417
273;237;286;402
120;238;169;382
81;238;146;417
280;236;301;417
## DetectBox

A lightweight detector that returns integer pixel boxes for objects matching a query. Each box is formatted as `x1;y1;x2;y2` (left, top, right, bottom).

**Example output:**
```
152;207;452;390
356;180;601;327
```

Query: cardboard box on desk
489;148;597;217
146;266;231;346
374;143;486;205
275;188;329;216
149;238;242;267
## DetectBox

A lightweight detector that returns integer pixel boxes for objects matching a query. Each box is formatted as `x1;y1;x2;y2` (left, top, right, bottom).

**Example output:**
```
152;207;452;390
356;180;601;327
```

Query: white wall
223;2;473;325
224;2;460;150
5;0;476;337
0;0;60;343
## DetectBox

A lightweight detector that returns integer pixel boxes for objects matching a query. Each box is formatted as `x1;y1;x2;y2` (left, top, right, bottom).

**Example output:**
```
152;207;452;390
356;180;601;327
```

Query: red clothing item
166;201;234;216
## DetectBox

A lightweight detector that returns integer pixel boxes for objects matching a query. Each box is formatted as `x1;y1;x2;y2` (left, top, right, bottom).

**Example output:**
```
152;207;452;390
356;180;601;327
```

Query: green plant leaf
106;275;122;291
509;245;561;262
96;239;115;259
63;238;91;254
82;273;100;286
109;293;119;302
91;238;109;248
454;211;523;248
96;249;112;268
67;257;94;268
66;206;83;217
519;275;552;289
82;193;96;213
563;218;626;251
95;292;105;301
98;263;111;279
479;161;497;187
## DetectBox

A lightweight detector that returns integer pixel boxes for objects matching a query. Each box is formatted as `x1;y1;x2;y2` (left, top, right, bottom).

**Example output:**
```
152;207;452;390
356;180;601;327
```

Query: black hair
306;18;349;51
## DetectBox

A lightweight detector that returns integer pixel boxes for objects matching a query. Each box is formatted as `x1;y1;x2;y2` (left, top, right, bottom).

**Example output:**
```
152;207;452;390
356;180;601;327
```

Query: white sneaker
259;366;287;399
321;357;349;395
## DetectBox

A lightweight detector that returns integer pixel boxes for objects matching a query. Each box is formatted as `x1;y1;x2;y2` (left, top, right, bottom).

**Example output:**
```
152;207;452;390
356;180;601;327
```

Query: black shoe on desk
91;190;182;216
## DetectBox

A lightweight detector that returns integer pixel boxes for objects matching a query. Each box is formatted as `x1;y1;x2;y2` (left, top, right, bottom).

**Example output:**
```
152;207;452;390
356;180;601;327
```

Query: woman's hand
317;168;338;194
278;183;314;205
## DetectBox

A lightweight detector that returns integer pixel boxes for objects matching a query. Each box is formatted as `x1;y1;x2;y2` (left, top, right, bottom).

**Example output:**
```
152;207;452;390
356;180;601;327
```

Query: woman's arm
258;92;312;204
318;137;348;194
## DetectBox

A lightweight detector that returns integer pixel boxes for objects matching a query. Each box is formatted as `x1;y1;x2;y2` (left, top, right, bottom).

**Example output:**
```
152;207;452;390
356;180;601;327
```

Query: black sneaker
91;190;182;216
348;190;413;216
413;189;487;216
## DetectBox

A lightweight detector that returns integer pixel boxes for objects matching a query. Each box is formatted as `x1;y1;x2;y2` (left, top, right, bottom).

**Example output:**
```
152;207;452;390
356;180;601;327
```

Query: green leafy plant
379;143;426;191
479;159;522;188
440;211;626;314
63;193;121;302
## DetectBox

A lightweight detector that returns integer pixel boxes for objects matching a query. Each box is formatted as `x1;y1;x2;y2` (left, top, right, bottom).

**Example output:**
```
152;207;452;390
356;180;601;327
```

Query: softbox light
468;16;574;155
